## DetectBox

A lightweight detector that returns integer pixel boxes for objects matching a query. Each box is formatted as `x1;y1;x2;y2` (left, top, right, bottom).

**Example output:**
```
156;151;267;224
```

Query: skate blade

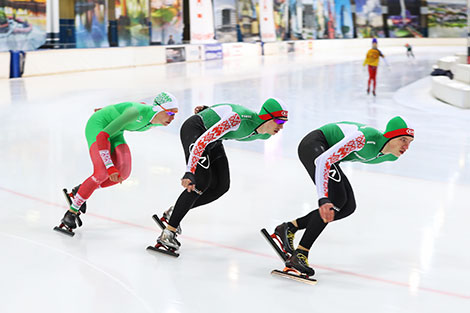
62;188;72;206
151;214;166;230
271;269;317;285
53;226;75;237
260;228;288;262
146;245;179;257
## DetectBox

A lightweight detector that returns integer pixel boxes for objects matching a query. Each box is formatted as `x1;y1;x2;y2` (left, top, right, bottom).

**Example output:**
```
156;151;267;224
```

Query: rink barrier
0;52;9;79
9;38;467;78
222;42;261;59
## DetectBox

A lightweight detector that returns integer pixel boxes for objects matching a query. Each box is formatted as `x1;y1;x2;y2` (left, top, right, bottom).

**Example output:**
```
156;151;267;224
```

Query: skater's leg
298;165;355;249
192;154;230;208
167;162;211;229
69;142;112;212
370;66;377;93
100;143;132;188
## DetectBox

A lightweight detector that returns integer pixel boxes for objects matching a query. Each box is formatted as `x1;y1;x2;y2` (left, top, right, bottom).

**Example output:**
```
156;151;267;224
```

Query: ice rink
1;46;469;313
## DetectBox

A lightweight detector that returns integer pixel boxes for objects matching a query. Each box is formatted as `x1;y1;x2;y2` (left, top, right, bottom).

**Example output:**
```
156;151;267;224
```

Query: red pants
367;65;377;91
76;142;132;201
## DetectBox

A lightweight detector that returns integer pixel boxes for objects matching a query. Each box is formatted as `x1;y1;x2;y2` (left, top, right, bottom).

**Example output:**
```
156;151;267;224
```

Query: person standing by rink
54;92;179;236
269;116;414;276
151;98;288;254
363;38;387;96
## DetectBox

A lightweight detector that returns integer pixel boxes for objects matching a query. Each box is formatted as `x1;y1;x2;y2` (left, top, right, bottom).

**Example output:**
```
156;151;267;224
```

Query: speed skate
146;213;179;258
261;228;317;285
53;187;85;237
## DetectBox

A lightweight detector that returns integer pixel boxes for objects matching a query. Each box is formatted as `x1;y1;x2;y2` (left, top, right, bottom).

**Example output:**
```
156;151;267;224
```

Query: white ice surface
0;45;469;313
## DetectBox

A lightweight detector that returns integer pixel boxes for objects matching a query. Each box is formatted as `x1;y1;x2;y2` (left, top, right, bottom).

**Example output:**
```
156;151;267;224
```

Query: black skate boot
285;249;315;277
157;228;181;251
53;210;83;237
162;206;182;235
62;210;82;229
274;222;297;255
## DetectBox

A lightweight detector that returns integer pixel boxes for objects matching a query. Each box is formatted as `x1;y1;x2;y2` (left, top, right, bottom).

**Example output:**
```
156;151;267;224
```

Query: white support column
46;0;60;48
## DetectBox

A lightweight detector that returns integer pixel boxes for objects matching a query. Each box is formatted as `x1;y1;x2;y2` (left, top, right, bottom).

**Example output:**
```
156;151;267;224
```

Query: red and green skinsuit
315;122;398;204
70;102;162;212
186;103;272;174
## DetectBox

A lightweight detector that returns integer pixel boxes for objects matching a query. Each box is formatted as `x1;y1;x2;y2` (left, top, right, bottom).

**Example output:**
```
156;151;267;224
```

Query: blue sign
204;43;223;60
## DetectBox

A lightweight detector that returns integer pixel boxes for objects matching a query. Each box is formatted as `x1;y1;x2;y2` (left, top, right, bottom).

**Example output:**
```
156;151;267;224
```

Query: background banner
334;0;353;38
386;0;422;37
259;0;276;41
115;0;149;47
315;0;336;39
189;0;216;43
75;0;109;48
213;0;237;42
0;0;46;51
427;0;467;37
273;0;288;40
237;0;260;42
150;0;183;45
355;0;385;38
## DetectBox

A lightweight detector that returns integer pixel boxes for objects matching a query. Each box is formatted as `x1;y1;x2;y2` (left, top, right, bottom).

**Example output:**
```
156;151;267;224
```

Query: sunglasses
159;105;176;116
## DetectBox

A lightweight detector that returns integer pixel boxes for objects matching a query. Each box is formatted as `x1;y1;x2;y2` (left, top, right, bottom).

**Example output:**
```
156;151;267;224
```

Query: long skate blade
152;214;166;230
146;245;179;258
53;226;75;237
271;269;317;285
62;188;72;206
260;228;288;262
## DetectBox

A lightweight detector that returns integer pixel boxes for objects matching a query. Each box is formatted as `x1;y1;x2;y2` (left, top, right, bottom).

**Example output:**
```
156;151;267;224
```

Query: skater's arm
181;111;241;192
314;131;365;205
101;107;140;137
186;112;241;174
314;131;365;222
95;107;139;182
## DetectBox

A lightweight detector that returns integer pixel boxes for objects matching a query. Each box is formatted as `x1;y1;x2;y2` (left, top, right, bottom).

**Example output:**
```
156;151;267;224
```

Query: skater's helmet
259;98;288;121
153;92;179;113
383;116;414;139
372;38;378;44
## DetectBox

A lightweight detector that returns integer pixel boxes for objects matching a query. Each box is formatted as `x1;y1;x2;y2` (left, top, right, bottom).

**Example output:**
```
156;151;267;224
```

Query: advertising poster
0;0;46;51
355;0;385;38
334;0;353;38
115;0;150;46
189;0;216;43
273;0;288;40
213;0;237;42
289;0;315;40
428;0;467;37
386;0;422;37
237;0;260;42
259;0;276;41
150;0;183;45
75;0;109;48
314;0;335;38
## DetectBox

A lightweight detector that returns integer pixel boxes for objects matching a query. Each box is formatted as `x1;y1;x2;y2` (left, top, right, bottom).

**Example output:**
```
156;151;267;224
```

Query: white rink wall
0;38;465;79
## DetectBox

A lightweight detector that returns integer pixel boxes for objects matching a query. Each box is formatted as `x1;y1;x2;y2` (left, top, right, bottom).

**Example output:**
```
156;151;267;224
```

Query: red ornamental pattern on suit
189;114;241;173
99;150;113;168
322;134;365;197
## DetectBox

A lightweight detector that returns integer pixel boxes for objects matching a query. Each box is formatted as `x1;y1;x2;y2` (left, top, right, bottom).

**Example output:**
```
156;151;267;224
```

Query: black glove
196;105;210;114
182;172;196;185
